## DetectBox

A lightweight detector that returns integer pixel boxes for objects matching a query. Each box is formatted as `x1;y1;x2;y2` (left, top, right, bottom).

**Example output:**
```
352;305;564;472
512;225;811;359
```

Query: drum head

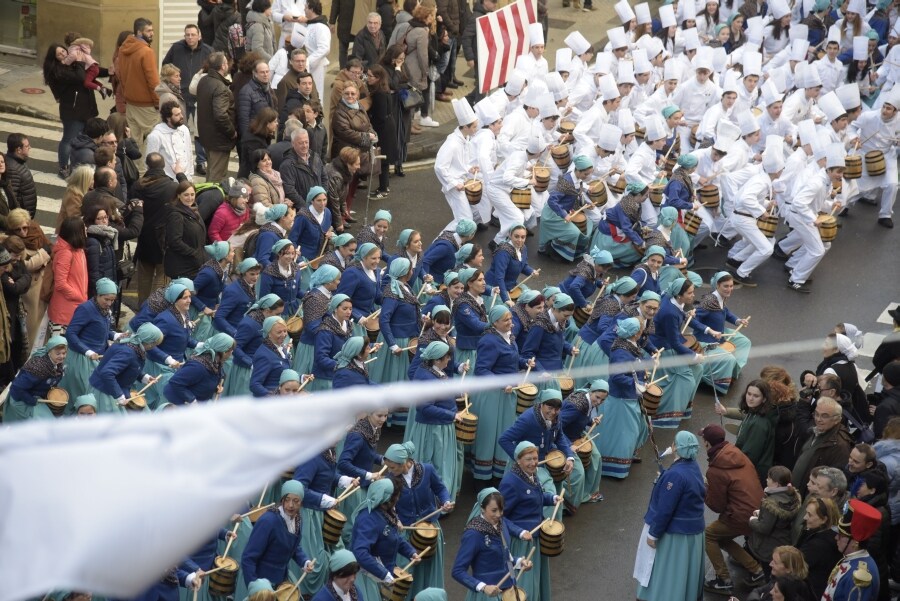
215;556;239;571
542;520;565;536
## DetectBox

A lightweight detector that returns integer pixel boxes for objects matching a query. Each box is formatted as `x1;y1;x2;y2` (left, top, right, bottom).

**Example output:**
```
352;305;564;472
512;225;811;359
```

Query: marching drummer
308;294;353;392
538;154;596;262
162;333;235;405
696;272;752;373
214;258;262;338
434;98;481;231
453;243;486;273
3;335;68;422
383;442;454;597
88;323;164;414
318;233;356;274
510;291;545;350
560;379;609;504
191;241;233;340
309;550;365;601
370;258;423;392
420;220;477;285
558;247;612;311
290;186;335;271
258;240;302;318
332;337;379;389
454;268;491;368
592;182;650;267
393;229;432;295
421;270;464;319
489;136;546;249
485;225;538;306
520;293;579;393
250;316;293;397
129;278;195;332
337;407;388;542
335;243;384;335
293;264;342;374
355;210;394;265
241;480;315;587
227;294;284;397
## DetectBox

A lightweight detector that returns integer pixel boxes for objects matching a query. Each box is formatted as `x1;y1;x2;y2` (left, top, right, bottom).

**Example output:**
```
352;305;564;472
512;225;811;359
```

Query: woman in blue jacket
308;294;353;392
214;258;262;337
559;246;612;311
163;333;235;404
471;305;534;482
510;290;544;350
60;277;119;400
337;405;388;543
485;225;537;305
453;268;491;368
241;479;315;587
635;431;706;601
191;241;233;341
292;264;342;374
254;203;294;268
498;441;559;601
422;270;464;318
695;271;750;381
318;233;357;274
662;155;700;258
226;294;284;397
290;186;334;267
145;282;200;409
89;323;164;414
407;305;460;384
521;293;578;393
130;278;195;332
355;209;394;264
383;442;454;598
573;277;640;386
293;446;358;595
408;341;464;501
630;245;666;297
452;489;533;601
560;379;608;505
259;239;303;318
420;219;476;284
592;182;649;266
250;316;293;397
350;479;420;601
393;228;431;295
3;335;68;422
309;550;365;601
336;243;383;337
370;258;420;395
331;336;377;390
597;290;661;357
453;243;485;273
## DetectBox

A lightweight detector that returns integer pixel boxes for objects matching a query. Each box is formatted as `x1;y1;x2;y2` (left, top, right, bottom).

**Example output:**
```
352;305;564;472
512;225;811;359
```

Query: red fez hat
838;499;882;542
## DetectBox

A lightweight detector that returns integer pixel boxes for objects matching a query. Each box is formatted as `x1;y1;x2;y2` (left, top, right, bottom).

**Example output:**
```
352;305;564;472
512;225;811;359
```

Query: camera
799;386;818;402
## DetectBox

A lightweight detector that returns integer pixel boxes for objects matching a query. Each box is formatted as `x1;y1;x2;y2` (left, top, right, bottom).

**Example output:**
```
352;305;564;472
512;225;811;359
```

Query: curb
0;100;59;122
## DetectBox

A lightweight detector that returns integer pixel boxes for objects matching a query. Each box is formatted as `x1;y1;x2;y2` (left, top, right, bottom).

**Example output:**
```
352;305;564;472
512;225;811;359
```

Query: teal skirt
699;342;740;395
59;350;99;402
636;530;705;601
509;536;550;601
540;205;593;262
2;395;34;422
669;223;693;263
224;364;252;397
188;309;217;345
336;483;364;548
144;361;176;409
597;395;649;479
300;506;331;596
581;440;603;502
292;341;315;374
95;389;127;415
408;421;464;502
456;348;477;373
370;334;412;428
724;328;751;371
470;387;518;480
400;524;445;597
591;230;642;266
652;350;703;429
227;516;256;601
358;572;384;601
305;376;333;393
560;452;586;510
569;337;609;389
564;317;580;344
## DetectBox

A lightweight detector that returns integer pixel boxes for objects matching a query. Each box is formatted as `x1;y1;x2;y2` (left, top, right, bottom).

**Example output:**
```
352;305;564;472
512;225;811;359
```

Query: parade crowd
0;0;899;599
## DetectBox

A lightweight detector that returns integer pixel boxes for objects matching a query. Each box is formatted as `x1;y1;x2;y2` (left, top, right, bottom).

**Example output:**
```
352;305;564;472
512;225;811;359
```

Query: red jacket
117;35;160;107
208;202;250;242
705;442;764;534
48;238;88;325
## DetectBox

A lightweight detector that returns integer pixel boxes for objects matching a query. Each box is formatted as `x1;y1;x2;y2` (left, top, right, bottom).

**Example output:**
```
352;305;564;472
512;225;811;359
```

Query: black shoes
878;217;894;228
394;165;405;177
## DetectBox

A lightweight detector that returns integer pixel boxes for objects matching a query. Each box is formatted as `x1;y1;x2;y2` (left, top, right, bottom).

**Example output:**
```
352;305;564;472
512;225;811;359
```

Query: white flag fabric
475;0;538;93
0;376;516;601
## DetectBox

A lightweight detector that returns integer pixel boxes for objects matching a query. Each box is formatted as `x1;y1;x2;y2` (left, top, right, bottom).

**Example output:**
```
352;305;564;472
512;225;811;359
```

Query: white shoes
419;116;440;127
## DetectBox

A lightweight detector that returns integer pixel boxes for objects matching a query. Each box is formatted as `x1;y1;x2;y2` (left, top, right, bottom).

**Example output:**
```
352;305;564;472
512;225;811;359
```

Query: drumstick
412;507;446;526
127;377;159;401
572;432;600;452
398;549;429;575
213;376;226;402
490;291;498;309
193;586;198;601
364;356;378;364
221;520;242;558
518;547;537;574
648;375;669;387
549;490;565;522
418;313;430;338
680;309;695;334
335;484;360;504
729;315;751;337
297;375;314;392
285;559;316;596
568;201;596;219
647;347;665;384
582;414;603;439
517;363;533;388
565;340;581;376
238;502;276;520
398;341;419;353
527;519;549;536
459;365;471;412
510;271;539;293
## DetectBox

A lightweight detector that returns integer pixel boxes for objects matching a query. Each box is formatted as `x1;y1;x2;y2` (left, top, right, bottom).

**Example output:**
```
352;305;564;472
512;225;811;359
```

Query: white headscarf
834;333;858;361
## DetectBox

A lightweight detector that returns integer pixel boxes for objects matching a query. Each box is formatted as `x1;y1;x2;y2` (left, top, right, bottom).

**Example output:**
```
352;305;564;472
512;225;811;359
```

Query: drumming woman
452;489;534;601
592;182;649;267
644;209;691;293
649;277;719;428
370;258;421;389
337;408;388;542
559;247;612;310
510;290;544;350
293;446;358;595
309;294;353;392
560;379;608;504
129;278;194;332
472;305;535;482
253;204;295;268
409;341;465;500
521;293;578;393
598;291;661;357
309;550;365;601
293;264;342;374
250;316;293;397
539;154;595;262
227;294;284;396
191;241;233;340
420;219;477;284
163;333;235;404
596;317;650;479
485;225;536;305
332;337;377;389
630;245;667;296
662;154;702;258
383;442;454;597
408;305;458;381
336;243;383;337
454;268;490;368
241;480;315;587
259;239;302;318
454;243;485;273
498;441;558;601
319;233;357;273
289;186;334;269
214;258;262;337
695;271;751;376
145;282;199;409
393;228;431;295
3;335;68;422
88;323;163;414
350;479;421;601
355;209;394;264
60;277;119;399
422;270;464;318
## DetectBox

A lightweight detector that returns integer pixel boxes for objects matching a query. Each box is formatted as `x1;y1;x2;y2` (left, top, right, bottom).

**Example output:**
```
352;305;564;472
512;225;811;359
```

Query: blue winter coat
241;509;310;585
421;236;459;284
215;280;256;337
351;508;417;579
395;462;450;525
250;342;292;397
498;405;574;462
650;296;709;356
294;452;341;509
475;331;527;376
89;343;147;400
452;519;524;592
66;299;114;355
289;207;333;261
233;314;265;369
521;316;571;371
259;263;302;317
338;430;383;485
379;290;419;346
485;244;533;302
644;458;707;537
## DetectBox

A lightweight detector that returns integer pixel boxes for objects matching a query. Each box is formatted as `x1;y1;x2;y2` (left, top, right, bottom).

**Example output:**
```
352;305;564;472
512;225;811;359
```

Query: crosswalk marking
858;332;887;359
878;303;899;325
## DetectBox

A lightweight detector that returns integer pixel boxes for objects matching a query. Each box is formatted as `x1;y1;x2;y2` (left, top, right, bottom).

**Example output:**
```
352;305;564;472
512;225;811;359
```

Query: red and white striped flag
476;0;538;93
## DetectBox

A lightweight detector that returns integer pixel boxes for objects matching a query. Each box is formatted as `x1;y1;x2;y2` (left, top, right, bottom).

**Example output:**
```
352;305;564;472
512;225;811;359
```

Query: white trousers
727;214;774;277
444;188;474;231
486;185;532;244
785;218;828;284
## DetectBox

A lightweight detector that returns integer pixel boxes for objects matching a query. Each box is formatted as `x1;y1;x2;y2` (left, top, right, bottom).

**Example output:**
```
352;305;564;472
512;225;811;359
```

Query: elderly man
237;60;277;139
353;13;386;68
197;52;236;183
793;396;854;497
700;424;766;596
279;128;325;206
145;100;195;181
275;49;319;110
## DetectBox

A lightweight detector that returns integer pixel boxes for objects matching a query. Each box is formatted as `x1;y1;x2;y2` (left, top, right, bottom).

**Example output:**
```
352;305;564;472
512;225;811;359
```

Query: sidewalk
0;3;615;161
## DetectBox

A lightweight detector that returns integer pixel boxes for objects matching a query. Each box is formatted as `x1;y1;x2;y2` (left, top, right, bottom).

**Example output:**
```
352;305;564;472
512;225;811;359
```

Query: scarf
570;390;590;415
319;314;350;338
380;505;400;528
262;337;290;360
21;221;51;252
257;169;285;204
496;241;520;262
87;223;119;251
568;258;595;281
456;291;487;322
168;303;189;328
610;336;643;358
92;298;113;323
193;352;220;375
531;311;556;334
303;289;331;325
699;292;724;312
619;193;644;224
511;460;539;487
124;341;147;362
22;354;64;381
350;416;380;447
147;287;169;315
323;446;337;465
671;169;696;203
277;506;302;535
239;277;257;304
346;358;370;380
401;461;425;489
263;259;296;281
510;304;533;334
466;515;502;538
201;258;226;281
323;578;359;601
589;294;624;322
342;98;361;110
434;230;460;250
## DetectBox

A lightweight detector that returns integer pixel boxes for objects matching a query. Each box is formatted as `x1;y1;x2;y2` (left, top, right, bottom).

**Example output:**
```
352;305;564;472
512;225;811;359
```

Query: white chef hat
608;27;629;50
452;98;478;127
521;84;544;108
545;72;568;102
811;131;830;160
538;96;559;119
643;36;666;60
736;110;760;136
664;60;682;81
818;91;847;122
617;61;637;85
692;46;714;71
633;48;652;74
769;0;791;19
835;83;861;111
745;16;766;45
659;4;677;28
618;108;636;134
615;0;636;23
789;38;810;61
591;52;614;75
635;2;652;24
489;92;510;117
768;67;787;93
825;142;846;168
721;70;740;94
742;50;763;77
847;0;865;14
505;70;527;96
882;86;900;109
475;97;502;126
598;123;624;151
713;120;742;152
599;73;621;100
790;23;809;42
762;135;785;173
644;115;668;141
712;47;728;73
556;48;573;73
760;79;784;106
565;31;592;55
852;36;869;61
682;28;701;51
678;0;697;23
528;23;545;47
796;119;817;146
827;24;841;45
526;135;548;155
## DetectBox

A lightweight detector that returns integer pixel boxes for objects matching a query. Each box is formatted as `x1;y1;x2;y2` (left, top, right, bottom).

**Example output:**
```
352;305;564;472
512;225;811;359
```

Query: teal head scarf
310;264;341;287
573;155;593;170
388;258;412;296
456;219;477;237
306;185;327;204
616;317;641;338
608;276;638;296
667;277;689;297
204;241;230;261
262;316;285;337
335;336;366;368
642;245;666;262
95;277;118;296
662;105;682;119
468;486;501;521
542;285;561;299
281;479;304;499
328;293;351;314
247;293;282;314
488;304;510;324
539;389;563;404
455;243;474;265
74;393;98;410
270;238;293;257
264;204;289;223
639;290;662;303
589;379;609;392
518;289;540;305
329;550;358;572
280;369;301;385
396;228;415;249
710;271;732;287
247;579;275;595
686;271;703;288
459;267;479;286
333;233;355;247
359;478;394;515
444;271;460;286
677;153;698;169
415;590;448;601
659;206;678;227
384;441;416;464
196;333;235;358
675;431;700;460
237;258;261;274
169;277;195;293
355;242;378;262
553;293;574;309
625;182;647;195
421;341;451;361
589;246;613;265
515;440;539;457
164;283;189;304
431;304;451;319
373;209;392;224
122;323;164;347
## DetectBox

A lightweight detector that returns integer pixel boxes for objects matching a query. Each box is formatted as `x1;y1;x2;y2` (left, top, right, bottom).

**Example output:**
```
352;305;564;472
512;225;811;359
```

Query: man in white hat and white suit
516;23;549;83
434;98;481;231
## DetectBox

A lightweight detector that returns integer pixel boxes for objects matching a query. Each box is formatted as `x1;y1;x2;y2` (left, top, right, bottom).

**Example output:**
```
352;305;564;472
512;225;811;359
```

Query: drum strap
607;223;629;243
499;529;521;595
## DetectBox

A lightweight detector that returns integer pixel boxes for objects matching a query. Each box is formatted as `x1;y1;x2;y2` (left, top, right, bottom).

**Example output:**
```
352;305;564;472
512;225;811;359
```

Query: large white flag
0;377;517;601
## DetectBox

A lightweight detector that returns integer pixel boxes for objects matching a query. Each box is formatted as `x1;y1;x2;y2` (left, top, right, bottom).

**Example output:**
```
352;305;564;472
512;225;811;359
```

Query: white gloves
165;356;179;367
141;374;154;384
320;495;337;509
383;572;394;584
86;351;100;360
116;395;128;406
338;476;354;489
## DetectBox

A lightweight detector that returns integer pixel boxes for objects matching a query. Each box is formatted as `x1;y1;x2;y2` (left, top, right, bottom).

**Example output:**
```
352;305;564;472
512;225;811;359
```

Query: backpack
194;182;226;228
243;229;261;259
226;21;246;63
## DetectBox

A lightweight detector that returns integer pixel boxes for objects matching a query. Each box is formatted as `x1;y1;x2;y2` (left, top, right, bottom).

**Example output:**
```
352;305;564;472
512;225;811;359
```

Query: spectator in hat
209;181;252;242
873;362;900;438
853;469;892;600
823;499;882;601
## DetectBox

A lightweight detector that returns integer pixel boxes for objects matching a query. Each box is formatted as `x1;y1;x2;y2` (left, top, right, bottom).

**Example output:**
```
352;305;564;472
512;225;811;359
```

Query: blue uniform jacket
412;367;456;425
129;297;163;332
163;359;222;404
215;280;255;337
241;509;310;585
485;245;533;302
294;453;340;509
408;335;458;380
630;265;662;296
475;331;527;376
454;298;488;351
559;273;600;309
597;204;644;246
289;208;333;261
643;458;707;538
498;469;556;531
192;264;226;311
395;462;450;525
547;174;580;218
333;365;374;389
351;508;417;579
608;346;645;399
310;583;365;601
336;265;383;321
89;344;147;399
521;318;571;372
66;300;114;355
148;311;198;364
598;311;658;357
421;238;458;284
254;228;285;268
560;396;591;441
233;314;265;369
312;323;350;381
250;343;292;397
259;265;302;317
498;406;574;462
650;296;709;356
10;364;63;406
662;178;693;211
379;292;420;347
338;431;383;485
695;296;741;344
452;519;523;592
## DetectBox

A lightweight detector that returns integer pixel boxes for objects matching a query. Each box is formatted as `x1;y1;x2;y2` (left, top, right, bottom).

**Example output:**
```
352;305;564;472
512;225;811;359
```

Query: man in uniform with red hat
822;498;882;601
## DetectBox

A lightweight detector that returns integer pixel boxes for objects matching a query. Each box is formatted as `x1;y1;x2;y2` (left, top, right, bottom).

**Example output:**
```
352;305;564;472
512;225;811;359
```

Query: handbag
117;241;136;282
122;154;139;186
400;86;424;110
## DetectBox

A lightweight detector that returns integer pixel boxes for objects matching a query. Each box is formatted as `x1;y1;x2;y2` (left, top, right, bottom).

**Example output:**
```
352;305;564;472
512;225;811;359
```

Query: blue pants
60;119;85;169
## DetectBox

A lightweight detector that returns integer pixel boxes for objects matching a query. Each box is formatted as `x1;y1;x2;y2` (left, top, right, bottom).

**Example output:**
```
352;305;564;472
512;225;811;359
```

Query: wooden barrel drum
464;180;483;205
208;556;239;596
322;508;347;546
533;166;551;192
684;211;702;236
698;185;720;209
516;383;538;414
539;519;566;556
648;184;665;206
544;449;568;483
455;412;478;445
756;214;778;238
409;523;439;559
816;215;838;242
865;150;886;176
551;144;571;169
511;188;532;210
844;154;862;179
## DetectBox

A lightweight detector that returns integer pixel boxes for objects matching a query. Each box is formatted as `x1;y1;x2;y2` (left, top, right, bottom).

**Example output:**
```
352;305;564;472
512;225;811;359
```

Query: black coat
46;62;100;123
817;352;869;423
352;28;387;68
367;90;397;163
197;70;237;152
238;133;271;179
4;153;37;218
131;169;187;264
773;401;805;471
329;0;356;42
164;203;208;279
279;151;325;206
796;526;843;599
85;230;117;296
161;39;214;103
236;78;276;139
0;178;18;231
197;0;219;43
69;134;98;168
874;388;900;439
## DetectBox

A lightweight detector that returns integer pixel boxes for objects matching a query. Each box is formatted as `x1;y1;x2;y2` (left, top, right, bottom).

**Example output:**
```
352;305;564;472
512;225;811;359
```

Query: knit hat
699;423;726;445
306;185;326;203
95;277;118;296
